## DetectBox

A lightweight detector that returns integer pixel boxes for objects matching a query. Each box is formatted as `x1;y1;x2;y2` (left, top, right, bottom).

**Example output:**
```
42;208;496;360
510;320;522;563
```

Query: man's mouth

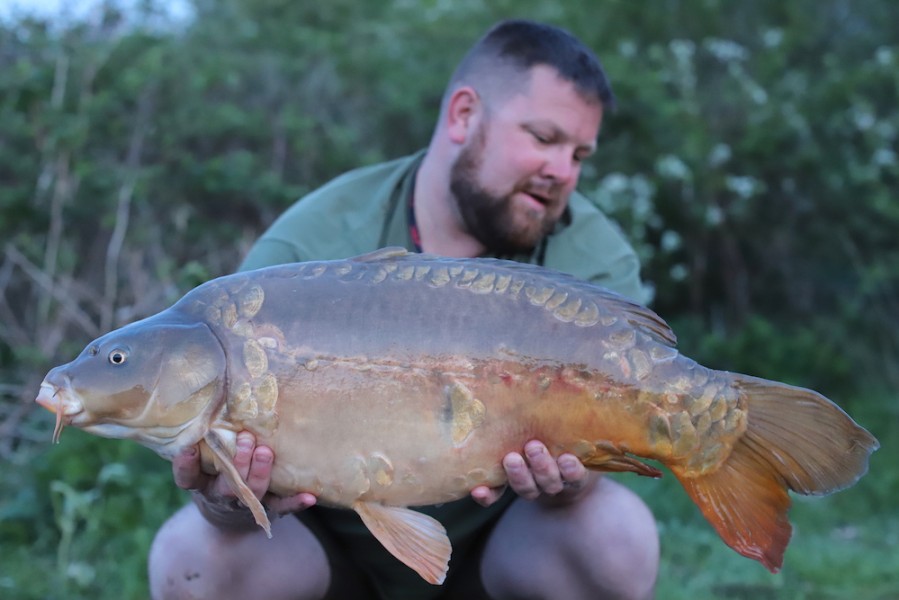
518;188;557;212
522;181;560;204
512;192;545;215
526;191;548;204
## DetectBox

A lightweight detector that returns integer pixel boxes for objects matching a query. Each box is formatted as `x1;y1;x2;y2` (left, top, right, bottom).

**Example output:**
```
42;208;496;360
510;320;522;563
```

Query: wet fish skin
35;248;879;584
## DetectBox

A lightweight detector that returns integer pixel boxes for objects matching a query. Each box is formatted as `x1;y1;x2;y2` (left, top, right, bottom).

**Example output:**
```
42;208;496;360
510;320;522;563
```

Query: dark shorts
296;493;516;599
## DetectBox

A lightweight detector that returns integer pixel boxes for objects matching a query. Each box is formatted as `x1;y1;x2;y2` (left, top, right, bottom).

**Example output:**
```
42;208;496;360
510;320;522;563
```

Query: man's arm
239;238;303;272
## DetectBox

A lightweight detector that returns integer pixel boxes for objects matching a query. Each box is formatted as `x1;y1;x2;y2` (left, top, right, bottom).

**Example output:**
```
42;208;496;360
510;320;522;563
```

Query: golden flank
36;248;878;584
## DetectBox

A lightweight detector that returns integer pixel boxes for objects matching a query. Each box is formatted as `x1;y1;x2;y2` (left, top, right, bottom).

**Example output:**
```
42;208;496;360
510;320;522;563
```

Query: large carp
36;248;878;584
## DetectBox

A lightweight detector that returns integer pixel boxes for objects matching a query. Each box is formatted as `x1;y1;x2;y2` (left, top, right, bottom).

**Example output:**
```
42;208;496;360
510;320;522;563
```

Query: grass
1;394;896;600
621;461;899;599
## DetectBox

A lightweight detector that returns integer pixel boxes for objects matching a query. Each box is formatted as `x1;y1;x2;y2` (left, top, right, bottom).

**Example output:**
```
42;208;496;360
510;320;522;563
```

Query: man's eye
532;132;550;144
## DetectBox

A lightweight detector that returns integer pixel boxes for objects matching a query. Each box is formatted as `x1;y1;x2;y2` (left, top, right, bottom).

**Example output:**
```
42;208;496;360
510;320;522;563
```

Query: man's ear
445;86;481;144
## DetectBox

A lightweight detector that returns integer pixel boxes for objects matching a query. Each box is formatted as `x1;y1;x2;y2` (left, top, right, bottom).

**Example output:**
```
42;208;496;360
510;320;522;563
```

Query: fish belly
252;353;659;508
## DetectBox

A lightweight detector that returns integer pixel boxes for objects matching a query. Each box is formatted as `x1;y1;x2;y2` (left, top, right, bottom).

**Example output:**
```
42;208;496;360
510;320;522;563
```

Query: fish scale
35;247;878;585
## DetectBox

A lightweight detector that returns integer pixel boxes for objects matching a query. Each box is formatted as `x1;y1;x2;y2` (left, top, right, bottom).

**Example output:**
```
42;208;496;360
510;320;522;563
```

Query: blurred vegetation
0;0;896;598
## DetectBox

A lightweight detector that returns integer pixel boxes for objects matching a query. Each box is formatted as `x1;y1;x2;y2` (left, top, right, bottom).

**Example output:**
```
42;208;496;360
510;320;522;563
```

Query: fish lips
37;379;81;444
35;381;84;419
36;380;87;445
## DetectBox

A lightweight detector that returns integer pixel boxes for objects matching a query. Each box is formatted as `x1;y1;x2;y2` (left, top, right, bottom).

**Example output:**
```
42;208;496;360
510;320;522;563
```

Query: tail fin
672;374;878;572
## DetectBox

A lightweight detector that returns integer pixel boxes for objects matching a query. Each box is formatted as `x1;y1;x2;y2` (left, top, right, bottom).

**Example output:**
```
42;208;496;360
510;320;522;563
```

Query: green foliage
669;315;855;398
0;425;186;599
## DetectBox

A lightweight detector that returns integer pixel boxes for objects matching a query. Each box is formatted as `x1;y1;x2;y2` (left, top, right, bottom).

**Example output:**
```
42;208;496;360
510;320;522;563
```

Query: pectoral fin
203;429;272;538
353;501;451;585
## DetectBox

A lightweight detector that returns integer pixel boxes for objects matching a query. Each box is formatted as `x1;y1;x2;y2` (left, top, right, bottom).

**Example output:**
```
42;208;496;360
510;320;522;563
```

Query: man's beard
449;126;561;256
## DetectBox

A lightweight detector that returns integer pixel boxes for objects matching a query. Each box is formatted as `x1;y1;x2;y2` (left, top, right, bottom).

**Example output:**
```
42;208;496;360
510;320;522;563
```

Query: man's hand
470;440;597;508
173;430;315;528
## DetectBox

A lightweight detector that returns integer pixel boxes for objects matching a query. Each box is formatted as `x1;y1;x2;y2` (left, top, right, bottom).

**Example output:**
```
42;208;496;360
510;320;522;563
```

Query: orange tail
672;374;878;572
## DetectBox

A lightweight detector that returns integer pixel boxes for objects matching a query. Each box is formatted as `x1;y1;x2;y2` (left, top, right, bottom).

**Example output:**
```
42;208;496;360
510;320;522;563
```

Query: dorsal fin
347;249;678;347
600;291;678;347
464;256;678;347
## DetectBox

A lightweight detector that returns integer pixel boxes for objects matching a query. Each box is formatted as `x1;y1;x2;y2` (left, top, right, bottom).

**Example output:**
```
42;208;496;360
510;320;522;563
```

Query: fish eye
108;349;128;365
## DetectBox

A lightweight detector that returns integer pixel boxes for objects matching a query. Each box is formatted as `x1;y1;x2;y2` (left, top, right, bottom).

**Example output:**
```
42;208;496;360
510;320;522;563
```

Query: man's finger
172;445;205;490
211;431;256;498
266;492;317;515
232;431;256;478
503;452;540;500
246;445;275;500
523;441;564;495
469;484;507;507
558;453;588;489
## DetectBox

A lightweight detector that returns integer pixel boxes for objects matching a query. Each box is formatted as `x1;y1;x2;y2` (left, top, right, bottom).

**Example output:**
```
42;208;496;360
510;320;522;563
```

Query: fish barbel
35;248;878;584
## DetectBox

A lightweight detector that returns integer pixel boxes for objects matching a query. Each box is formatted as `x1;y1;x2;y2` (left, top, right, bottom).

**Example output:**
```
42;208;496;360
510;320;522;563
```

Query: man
149;19;659;600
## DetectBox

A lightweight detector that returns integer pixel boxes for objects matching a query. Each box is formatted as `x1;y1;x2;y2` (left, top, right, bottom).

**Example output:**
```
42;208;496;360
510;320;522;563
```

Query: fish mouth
35;381;84;444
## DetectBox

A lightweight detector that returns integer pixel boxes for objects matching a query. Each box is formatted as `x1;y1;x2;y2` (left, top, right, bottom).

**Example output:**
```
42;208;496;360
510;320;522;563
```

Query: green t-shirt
241;150;643;302
238;151;643;598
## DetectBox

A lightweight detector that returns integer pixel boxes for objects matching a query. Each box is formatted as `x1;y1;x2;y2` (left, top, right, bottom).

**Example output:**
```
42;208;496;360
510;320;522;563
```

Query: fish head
35;313;227;458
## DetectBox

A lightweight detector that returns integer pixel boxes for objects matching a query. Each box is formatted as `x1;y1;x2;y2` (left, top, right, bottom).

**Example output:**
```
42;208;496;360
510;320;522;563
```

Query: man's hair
446;19;616;110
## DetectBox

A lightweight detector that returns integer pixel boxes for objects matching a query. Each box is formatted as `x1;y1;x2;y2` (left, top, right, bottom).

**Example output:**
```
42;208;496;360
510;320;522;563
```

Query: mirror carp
36;248;879;584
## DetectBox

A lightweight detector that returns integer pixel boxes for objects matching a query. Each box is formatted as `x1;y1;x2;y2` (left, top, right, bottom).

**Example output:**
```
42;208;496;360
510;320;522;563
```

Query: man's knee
582;478;659;599
148;504;330;600
148;504;231;599
482;477;659;600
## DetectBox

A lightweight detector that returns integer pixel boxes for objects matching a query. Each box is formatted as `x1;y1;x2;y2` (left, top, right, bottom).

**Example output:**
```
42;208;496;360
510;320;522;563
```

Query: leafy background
1;0;896;598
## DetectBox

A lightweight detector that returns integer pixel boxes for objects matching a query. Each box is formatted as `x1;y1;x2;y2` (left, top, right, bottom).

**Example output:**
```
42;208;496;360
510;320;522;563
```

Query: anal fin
353;501;451;585
203;429;272;538
672;446;792;573
582;443;663;478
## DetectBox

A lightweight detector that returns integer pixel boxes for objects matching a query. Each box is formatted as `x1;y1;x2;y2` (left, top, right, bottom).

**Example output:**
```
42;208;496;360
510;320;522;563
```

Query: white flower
726;175;761;200
873;148;896;167
661;230;683;253
762;29;784;48
656;155;692;181
705;38;748;62
876;46;894;66
708;143;732;167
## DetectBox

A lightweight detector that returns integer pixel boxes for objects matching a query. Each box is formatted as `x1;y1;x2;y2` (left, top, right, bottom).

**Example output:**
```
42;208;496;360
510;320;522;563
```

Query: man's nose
541;148;578;184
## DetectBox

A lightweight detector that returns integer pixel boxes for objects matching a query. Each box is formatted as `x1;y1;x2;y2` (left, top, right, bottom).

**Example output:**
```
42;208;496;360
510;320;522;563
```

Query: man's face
449;65;603;255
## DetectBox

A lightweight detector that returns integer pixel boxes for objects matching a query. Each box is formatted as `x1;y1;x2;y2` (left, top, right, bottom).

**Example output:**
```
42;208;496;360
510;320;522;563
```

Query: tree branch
5;244;99;340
